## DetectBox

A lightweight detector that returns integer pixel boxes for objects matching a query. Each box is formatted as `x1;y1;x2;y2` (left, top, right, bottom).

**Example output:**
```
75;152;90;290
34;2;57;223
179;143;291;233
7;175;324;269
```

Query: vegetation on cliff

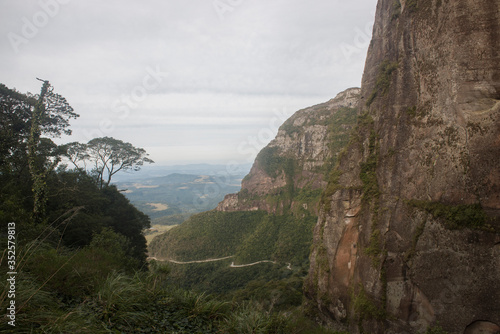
406;200;490;230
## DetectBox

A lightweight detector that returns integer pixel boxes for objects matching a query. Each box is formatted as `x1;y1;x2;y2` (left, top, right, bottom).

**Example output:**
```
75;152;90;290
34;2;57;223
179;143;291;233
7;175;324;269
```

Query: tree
28;80;52;223
0;83;34;169
28;80;78;222
61;141;89;172
0;81;77;172
0;80;78;223
87;137;154;188
45;170;151;266
63;137;154;188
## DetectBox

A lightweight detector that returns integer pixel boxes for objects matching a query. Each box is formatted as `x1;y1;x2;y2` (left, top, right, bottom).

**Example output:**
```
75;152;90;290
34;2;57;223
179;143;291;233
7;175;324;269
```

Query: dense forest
0;81;339;333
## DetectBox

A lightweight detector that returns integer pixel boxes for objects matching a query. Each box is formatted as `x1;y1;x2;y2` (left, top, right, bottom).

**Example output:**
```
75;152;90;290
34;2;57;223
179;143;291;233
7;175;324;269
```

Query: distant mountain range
113;163;251;225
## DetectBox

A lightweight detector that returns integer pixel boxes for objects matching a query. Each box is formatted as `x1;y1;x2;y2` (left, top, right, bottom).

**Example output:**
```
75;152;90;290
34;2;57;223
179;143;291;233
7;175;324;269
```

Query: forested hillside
0;82;151;266
149;88;360;297
0;81;337;333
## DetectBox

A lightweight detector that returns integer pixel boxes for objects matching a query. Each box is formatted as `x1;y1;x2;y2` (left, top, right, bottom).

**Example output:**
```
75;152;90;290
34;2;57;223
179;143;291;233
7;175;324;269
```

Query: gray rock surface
305;0;500;333
216;88;360;214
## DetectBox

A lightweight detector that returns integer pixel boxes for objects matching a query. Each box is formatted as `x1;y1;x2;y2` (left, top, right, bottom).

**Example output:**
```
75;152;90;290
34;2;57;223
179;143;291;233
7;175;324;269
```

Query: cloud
0;0;377;165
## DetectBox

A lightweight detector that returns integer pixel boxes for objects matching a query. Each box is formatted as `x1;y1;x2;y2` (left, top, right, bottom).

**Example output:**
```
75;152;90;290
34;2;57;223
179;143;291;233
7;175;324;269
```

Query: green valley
115;171;246;225
148;88;360;315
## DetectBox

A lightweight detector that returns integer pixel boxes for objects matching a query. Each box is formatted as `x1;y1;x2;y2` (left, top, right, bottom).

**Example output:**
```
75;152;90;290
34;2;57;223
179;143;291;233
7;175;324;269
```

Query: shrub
366;60;399;106
406;200;488;229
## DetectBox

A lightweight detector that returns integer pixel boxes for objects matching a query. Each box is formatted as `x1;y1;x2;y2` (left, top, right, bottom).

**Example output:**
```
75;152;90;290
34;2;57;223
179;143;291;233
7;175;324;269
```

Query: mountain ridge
216;87;360;215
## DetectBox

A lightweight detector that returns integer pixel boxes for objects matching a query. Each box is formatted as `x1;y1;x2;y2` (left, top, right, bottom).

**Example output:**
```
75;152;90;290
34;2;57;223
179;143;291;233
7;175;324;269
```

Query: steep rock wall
217;88;360;214
306;0;500;333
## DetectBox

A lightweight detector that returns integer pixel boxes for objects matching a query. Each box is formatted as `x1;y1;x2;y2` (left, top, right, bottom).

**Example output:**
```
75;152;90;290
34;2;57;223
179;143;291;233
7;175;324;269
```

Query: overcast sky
1;0;377;165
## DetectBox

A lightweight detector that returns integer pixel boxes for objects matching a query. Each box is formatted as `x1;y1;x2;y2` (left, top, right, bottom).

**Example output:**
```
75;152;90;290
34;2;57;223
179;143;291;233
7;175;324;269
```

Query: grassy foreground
0;254;339;333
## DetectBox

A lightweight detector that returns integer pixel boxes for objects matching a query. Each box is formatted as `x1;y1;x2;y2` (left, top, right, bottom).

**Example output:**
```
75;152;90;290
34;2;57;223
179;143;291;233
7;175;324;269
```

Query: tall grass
221;301;289;334
0;219;337;333
93;272;150;326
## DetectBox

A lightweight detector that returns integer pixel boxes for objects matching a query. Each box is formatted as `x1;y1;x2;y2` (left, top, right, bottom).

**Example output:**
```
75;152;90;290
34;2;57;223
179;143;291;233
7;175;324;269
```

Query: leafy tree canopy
0;82;78;172
62;137;154;188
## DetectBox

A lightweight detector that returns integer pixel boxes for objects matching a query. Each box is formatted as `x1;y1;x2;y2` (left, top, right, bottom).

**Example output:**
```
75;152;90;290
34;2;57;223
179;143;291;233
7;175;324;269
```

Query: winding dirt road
148;255;292;270
230;260;275;267
147;255;234;264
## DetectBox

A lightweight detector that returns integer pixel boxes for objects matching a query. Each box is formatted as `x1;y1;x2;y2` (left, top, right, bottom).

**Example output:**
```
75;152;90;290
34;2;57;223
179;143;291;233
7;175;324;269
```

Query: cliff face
217;88;360;214
306;0;500;333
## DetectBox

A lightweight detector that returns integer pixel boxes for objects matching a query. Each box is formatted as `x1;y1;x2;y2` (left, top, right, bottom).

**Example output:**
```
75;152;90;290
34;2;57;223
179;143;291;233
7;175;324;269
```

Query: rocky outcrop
306;0;500;333
216;87;360;214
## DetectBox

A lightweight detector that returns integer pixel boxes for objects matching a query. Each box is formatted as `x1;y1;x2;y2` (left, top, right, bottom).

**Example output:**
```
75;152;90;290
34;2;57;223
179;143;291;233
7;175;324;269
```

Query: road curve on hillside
229;260;275;267
147;255;234;264
148;256;293;270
